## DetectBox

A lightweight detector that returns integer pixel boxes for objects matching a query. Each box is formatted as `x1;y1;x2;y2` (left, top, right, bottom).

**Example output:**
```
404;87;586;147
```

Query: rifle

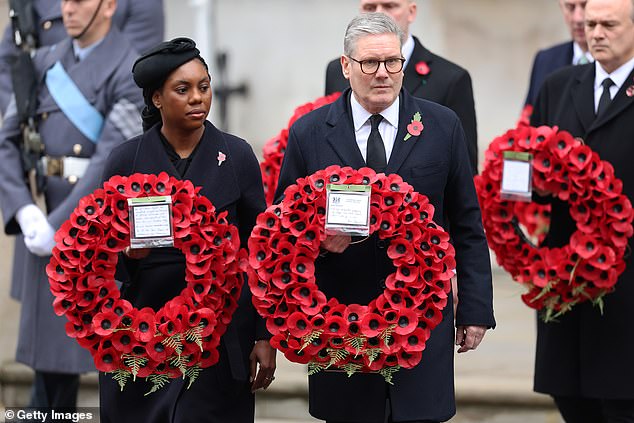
9;0;46;211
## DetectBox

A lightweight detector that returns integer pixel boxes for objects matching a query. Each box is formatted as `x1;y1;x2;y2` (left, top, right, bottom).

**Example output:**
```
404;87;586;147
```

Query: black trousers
554;395;634;423
28;370;79;409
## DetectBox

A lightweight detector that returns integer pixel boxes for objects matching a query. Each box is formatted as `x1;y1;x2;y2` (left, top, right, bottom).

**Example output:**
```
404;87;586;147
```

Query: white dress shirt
350;94;400;164
402;34;415;68
594;56;634;114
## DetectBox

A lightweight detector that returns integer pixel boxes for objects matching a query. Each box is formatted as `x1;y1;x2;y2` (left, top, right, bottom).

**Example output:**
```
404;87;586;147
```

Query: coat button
68;175;78;184
377;240;386;249
379;278;386;289
40;112;48;120
42;20;52;30
73;144;82;155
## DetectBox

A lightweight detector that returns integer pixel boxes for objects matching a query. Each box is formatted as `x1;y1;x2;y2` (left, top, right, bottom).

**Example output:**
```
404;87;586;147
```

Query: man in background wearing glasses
276;12;495;423
325;0;478;175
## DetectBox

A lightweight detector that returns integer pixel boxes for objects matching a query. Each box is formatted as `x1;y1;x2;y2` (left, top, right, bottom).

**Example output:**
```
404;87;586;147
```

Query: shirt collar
350;92;400;131
594;55;634;90
402;34;415;67
72;37;105;62
572;42;593;65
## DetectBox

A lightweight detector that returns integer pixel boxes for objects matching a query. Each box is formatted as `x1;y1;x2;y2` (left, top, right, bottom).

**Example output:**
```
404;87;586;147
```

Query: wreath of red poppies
46;173;246;393
260;92;342;205
248;165;455;381
475;125;634;321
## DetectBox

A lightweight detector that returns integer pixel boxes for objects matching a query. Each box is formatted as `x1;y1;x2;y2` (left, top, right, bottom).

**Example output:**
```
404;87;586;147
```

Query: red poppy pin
415;61;430;77
217;151;226;166
404;112;423;141
627;84;634;97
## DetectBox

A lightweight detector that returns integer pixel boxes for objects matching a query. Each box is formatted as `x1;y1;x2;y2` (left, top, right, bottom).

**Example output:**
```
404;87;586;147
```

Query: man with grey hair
531;0;634;420
325;0;478;175
277;12;495;423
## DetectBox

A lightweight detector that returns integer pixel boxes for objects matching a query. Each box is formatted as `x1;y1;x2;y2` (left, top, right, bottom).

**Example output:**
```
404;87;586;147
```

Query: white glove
16;204;47;238
16;204;56;256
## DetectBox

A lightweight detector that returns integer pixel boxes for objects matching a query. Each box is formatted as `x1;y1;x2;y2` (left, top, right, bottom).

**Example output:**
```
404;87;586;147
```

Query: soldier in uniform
0;0;164;116
0;0;144;410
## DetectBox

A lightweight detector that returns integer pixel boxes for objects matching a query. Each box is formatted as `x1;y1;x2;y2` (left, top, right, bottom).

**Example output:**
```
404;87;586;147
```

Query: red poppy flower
94;346;121;372
415;61;430;76
287;312;312;338
131;309;157;342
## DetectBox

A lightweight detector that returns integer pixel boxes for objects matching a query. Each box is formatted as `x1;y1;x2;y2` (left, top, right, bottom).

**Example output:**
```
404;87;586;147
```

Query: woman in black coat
98;38;276;423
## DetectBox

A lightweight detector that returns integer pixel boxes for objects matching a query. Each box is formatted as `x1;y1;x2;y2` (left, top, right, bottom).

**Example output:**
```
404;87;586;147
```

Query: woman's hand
249;339;277;392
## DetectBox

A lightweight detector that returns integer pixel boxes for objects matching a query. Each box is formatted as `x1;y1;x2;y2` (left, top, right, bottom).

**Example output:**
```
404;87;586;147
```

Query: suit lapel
571;65;596;134
403;37;431;96
386;90;421;174
589;67;634;134
325;90;366;168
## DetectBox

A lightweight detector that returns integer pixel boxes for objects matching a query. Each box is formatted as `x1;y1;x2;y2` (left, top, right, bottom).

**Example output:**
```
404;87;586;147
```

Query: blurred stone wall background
0;0;567;365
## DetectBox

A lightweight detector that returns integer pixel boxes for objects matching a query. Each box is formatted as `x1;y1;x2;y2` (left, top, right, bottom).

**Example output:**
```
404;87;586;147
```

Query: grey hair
343;13;406;57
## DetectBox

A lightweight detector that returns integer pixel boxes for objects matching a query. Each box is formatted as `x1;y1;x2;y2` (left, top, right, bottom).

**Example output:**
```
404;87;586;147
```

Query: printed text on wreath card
326;193;369;226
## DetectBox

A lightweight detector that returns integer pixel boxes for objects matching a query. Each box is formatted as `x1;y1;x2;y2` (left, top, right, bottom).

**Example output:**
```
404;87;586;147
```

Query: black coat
325;36;478;174
275;88;495;422
98;121;267;423
524;41;573;106
530;64;634;399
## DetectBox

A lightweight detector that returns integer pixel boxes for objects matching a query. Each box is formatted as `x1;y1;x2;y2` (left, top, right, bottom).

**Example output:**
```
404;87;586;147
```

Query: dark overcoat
524;41;574;106
275;88;495;422
0;27;143;374
531;63;634;399
98;121;268;423
325;36;478;174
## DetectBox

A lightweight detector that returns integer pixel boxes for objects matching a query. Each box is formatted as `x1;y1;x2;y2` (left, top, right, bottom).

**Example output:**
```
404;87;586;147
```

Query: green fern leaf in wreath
111;369;132;392
327;348;349;367
341;362;363;377
185;364;202;389
364;348;382;365
345;336;366;356
170;354;188;377
379;365;401;385
300;329;324;352
185;325;204;352
122;354;148;381
380;324;396;346
307;361;328;376
164;333;184;355
144;374;171;396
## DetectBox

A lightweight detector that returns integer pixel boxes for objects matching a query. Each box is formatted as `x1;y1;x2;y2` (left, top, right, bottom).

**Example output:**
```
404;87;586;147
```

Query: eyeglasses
348;57;405;74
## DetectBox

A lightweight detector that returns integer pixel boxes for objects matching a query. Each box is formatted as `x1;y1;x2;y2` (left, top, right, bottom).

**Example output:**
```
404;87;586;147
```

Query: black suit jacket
99;121;267;423
325;36;478;174
276;88;495;422
531;64;634;399
524;41;574;106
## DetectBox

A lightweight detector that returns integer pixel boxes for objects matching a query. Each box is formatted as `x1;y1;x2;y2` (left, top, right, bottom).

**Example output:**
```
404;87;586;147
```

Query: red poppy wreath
247;165;455;382
46;173;246;393
475;125;634;321
260;92;342;205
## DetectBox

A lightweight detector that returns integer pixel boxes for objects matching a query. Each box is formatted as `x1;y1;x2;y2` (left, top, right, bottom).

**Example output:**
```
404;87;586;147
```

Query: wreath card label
325;184;371;236
128;196;174;249
500;151;533;202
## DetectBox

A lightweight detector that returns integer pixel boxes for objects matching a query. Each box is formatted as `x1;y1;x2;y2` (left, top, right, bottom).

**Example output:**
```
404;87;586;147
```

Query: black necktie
366;114;386;172
597;77;615;117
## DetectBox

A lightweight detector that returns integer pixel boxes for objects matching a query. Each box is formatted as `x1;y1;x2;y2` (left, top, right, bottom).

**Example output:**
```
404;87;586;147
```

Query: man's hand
455;325;487;353
249;339;277;392
123;247;151;260
321;234;351;253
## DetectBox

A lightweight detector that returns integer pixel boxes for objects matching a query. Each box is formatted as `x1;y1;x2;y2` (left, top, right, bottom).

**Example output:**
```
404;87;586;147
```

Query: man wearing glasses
325;0;478;175
276;13;495;423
